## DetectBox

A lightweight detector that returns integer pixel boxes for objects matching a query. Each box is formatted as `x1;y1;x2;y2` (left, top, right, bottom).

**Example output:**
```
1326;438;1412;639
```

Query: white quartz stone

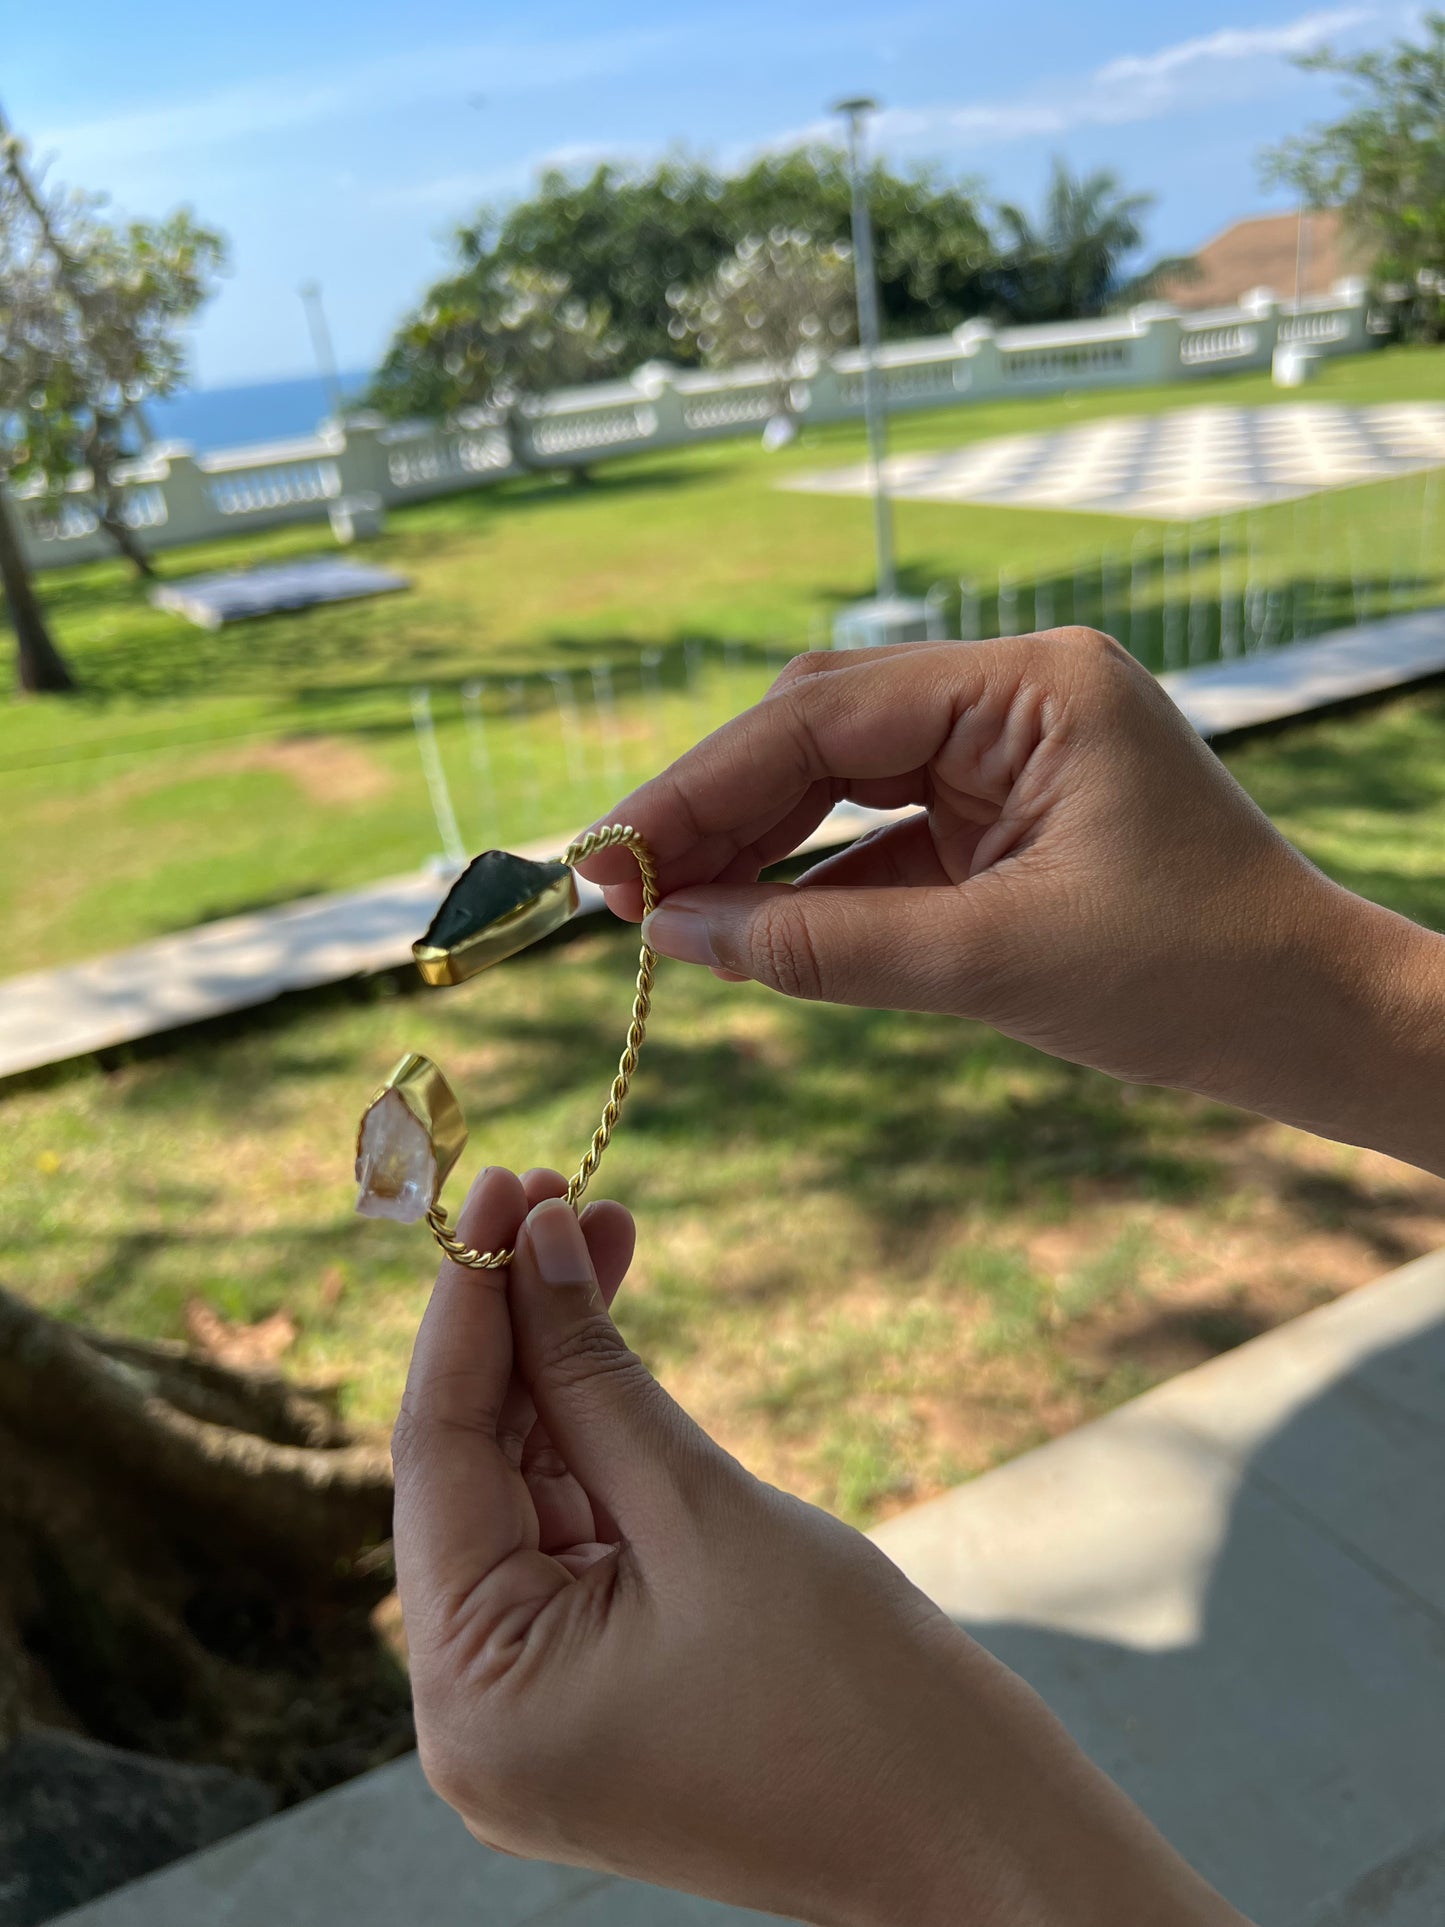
355;1089;439;1223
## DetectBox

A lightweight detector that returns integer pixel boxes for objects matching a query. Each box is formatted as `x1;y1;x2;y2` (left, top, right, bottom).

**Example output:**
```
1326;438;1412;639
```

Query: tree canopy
367;148;1038;420
370;262;623;438
1262;12;1445;339
993;160;1184;323
0;107;224;689
667;230;855;408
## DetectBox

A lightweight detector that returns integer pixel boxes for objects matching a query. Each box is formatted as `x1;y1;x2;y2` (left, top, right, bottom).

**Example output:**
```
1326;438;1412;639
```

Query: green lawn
4;344;1444;975
5;684;1445;1524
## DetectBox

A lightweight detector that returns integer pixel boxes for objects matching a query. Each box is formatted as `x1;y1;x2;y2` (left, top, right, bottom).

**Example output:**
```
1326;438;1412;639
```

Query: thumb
641;881;1004;1013
508;1198;712;1534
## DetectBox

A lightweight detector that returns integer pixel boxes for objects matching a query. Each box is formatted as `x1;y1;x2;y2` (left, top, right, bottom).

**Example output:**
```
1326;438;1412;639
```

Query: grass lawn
4;343;1444;975
5;685;1445;1526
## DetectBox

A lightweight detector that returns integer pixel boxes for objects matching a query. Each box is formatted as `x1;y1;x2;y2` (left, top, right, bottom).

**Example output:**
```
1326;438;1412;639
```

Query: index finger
581;640;1001;908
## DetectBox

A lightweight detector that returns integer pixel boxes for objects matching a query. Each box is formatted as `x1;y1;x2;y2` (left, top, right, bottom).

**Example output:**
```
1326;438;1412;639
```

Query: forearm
1217;879;1445;1180
824;1617;1251;1927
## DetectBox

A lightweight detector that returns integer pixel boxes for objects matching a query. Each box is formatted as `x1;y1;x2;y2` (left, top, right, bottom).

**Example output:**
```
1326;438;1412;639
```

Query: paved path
786;402;1445;519
57;1245;1445;1927
3;610;1444;1083
0;804;902;1082
1160;605;1445;737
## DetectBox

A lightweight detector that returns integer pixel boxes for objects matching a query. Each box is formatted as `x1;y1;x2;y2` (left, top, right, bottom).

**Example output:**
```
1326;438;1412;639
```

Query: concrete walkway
0;803;901;1082
1158;607;1445;739
55;1245;1445;1927
4;611;1444;1083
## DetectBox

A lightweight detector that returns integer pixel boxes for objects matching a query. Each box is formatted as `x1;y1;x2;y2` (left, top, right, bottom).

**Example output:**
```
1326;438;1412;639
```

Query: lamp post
834;95;896;604
299;281;345;422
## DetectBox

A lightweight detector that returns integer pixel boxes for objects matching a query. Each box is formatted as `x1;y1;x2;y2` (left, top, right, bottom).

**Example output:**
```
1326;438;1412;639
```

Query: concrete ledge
873;1245;1445;1926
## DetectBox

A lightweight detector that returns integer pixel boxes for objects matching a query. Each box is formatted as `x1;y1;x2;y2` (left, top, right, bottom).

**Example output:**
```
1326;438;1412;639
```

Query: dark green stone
420;850;573;952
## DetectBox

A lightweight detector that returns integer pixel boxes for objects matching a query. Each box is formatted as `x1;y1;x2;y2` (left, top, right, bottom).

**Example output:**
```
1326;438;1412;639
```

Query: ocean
143;371;374;454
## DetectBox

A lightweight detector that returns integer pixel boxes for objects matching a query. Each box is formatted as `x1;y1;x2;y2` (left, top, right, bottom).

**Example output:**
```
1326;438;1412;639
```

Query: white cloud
32;30;675;173
375;8;1381;227
374;143;634;213
764;6;1376;158
1094;10;1372;87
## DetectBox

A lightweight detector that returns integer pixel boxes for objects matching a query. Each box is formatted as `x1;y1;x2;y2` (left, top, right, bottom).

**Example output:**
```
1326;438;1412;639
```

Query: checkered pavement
785;403;1445;520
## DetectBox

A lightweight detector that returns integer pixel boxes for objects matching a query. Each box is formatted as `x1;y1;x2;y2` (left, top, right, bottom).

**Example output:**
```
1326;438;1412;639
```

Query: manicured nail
641;904;718;968
525;1198;595;1286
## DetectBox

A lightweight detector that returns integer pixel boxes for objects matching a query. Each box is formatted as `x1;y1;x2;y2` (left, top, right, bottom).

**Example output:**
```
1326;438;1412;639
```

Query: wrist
834;1620;1248;1927
1242;879;1445;1177
1323;897;1445;1176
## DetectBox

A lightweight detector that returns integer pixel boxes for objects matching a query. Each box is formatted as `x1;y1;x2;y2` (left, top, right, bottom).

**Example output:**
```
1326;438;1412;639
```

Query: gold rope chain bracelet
353;825;658;1269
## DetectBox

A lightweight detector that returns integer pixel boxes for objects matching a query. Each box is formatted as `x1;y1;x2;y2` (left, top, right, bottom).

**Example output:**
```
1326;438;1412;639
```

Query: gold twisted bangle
422;824;658;1270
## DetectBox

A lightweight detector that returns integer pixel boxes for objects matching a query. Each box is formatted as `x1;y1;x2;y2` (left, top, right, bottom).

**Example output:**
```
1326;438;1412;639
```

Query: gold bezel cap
356;1051;469;1196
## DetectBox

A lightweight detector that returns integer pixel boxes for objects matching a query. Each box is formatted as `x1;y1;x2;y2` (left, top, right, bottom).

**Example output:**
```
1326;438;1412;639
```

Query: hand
393;1166;1247;1927
583;631;1445;1176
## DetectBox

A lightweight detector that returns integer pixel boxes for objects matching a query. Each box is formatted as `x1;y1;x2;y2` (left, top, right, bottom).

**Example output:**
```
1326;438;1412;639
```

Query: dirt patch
225;737;394;807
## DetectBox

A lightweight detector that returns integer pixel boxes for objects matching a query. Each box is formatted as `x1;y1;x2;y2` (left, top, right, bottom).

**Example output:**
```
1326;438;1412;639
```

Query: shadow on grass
30;473;1437;715
869;547;1435;678
399;953;1232;1265
285;629;792;723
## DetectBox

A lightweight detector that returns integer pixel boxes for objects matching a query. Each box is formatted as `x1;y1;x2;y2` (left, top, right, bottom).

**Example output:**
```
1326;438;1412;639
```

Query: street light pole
834;95;896;603
299;281;345;421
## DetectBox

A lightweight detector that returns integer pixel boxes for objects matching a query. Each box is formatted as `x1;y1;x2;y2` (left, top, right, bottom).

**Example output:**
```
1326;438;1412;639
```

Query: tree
993;159;1159;323
716;149;997;338
368;150;998;418
369;262;622;473
0;1283;410;1807
0;128;78;693
667;230;855;419
0;120;226;577
0;104;225;693
465;157;732;373
1261;13;1445;340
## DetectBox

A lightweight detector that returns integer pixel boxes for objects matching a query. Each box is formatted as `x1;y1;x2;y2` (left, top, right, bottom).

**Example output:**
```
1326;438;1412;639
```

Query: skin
588;630;1445;1179
395;1167;1248;1927
396;630;1445;1921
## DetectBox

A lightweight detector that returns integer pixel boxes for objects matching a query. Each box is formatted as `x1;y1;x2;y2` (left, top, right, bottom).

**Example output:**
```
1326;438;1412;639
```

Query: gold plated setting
356;1051;468;1193
354;826;659;1270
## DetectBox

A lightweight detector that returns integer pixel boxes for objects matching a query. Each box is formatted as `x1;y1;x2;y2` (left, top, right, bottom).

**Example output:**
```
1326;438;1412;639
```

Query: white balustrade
12;280;1374;573
383;429;512;492
527;403;657;457
682;389;776;430
1180;324;1259;366
208;457;341;517
1278;311;1351;345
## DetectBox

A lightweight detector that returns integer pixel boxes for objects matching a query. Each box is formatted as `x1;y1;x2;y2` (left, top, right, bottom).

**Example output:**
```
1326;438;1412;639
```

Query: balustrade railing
14;279;1374;572
1180;323;1258;365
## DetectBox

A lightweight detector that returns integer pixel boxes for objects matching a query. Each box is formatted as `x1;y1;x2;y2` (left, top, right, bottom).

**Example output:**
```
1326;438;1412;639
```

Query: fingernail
641;904;718;968
525;1198;595;1286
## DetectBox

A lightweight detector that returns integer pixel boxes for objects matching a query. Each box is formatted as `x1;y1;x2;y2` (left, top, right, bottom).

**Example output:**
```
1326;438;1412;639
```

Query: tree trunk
97;500;158;579
88;427;158;579
0;487;77;695
0;1285;411;1801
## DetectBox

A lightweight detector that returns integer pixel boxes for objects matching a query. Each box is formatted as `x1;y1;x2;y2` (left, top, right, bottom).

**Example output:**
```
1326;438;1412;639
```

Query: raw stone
419;851;573;955
354;1088;437;1223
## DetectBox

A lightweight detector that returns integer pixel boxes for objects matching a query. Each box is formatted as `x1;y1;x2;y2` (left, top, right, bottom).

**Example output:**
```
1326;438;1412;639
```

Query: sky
4;0;1415;390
